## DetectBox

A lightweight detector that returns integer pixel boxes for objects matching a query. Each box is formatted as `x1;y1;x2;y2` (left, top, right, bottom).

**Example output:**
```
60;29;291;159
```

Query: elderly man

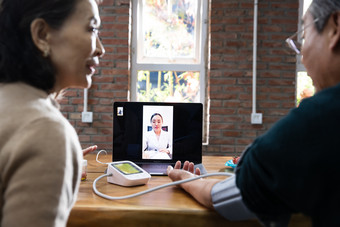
167;0;340;226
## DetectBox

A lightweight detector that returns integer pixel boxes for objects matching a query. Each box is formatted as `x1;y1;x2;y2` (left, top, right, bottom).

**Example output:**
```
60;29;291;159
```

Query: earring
43;48;50;58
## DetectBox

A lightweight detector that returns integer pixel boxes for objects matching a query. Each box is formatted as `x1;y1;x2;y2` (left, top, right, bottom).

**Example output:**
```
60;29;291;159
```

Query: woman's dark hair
0;0;79;92
309;0;340;33
150;113;163;123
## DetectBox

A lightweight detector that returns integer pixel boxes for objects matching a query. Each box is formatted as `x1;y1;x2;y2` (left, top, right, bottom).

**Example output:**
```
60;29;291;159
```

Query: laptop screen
112;102;203;165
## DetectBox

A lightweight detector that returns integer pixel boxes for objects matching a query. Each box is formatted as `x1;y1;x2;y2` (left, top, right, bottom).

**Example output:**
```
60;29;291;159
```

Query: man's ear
30;18;51;56
328;11;340;51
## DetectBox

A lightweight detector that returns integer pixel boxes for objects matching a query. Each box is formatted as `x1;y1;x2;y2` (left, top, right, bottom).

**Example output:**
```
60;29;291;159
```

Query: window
296;0;314;106
131;0;208;104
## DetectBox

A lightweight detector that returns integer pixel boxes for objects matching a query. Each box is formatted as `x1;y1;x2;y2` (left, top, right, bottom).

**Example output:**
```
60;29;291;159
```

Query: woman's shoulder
0;83;77;150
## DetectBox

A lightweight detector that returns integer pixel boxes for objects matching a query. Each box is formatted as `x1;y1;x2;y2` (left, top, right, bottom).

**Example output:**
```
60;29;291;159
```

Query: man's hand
167;160;201;182
167;160;219;209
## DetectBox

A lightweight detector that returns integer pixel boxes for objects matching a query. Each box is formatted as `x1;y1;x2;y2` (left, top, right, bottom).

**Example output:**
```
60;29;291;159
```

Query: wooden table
67;154;311;227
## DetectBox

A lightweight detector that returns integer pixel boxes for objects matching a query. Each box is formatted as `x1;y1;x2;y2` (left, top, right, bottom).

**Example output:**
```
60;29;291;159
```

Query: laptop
112;101;206;175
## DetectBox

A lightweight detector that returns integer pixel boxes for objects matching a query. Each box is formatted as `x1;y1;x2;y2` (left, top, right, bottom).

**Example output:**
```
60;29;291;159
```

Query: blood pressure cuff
211;175;256;221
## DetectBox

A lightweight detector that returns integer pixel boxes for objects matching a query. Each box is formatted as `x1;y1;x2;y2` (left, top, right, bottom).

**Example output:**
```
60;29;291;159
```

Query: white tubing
93;172;234;200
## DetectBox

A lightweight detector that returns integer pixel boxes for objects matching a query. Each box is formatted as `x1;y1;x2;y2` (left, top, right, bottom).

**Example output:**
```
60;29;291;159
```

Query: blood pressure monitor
107;161;151;186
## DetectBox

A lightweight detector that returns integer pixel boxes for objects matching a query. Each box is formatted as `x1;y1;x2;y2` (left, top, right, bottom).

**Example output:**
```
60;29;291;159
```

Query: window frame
130;0;209;105
296;0;306;72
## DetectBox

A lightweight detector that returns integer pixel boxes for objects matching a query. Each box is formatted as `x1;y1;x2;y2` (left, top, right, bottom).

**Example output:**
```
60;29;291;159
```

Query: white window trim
130;0;208;105
296;0;305;72
297;0;312;72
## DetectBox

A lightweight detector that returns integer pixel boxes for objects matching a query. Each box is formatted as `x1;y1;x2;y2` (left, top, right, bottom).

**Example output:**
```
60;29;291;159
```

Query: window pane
137;70;200;102
140;0;198;60
296;72;315;106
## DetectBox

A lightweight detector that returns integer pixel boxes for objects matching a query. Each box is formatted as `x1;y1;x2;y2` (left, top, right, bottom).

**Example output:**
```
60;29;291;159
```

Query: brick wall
60;0;299;156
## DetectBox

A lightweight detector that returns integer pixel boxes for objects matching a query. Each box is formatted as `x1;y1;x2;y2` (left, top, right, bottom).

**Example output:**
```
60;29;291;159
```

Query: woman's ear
328;12;340;51
30;18;51;57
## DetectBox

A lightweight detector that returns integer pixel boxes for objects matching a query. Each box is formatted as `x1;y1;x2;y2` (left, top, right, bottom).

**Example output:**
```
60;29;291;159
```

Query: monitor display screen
113;102;203;165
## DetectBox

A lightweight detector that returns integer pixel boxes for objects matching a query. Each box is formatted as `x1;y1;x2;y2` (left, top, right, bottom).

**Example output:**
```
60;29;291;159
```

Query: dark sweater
236;83;340;226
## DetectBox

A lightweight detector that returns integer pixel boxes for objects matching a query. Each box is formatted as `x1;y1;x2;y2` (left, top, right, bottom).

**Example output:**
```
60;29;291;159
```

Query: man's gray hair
309;0;340;33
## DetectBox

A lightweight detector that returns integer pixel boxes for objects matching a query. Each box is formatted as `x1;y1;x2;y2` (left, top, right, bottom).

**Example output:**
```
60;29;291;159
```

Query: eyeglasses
285;18;319;55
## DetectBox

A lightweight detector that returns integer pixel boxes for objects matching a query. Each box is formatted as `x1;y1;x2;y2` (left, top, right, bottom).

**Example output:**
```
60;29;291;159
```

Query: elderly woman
0;0;104;226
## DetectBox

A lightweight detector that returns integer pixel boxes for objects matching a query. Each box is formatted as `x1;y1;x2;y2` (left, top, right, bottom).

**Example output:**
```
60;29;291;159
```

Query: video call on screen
113;102;203;164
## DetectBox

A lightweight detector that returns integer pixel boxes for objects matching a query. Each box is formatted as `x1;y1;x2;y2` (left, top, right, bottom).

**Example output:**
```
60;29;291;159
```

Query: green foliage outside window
296;72;315;106
137;70;200;102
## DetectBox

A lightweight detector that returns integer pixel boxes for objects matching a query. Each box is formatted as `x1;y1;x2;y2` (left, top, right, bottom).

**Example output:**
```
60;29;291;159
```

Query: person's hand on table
83;145;97;157
167;160;220;209
167;160;201;182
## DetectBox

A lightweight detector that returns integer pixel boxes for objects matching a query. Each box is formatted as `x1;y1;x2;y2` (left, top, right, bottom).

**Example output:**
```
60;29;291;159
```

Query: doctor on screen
143;113;172;159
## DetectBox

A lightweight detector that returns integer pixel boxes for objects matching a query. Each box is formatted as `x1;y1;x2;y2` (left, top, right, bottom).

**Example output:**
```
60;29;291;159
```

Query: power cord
93;171;233;200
